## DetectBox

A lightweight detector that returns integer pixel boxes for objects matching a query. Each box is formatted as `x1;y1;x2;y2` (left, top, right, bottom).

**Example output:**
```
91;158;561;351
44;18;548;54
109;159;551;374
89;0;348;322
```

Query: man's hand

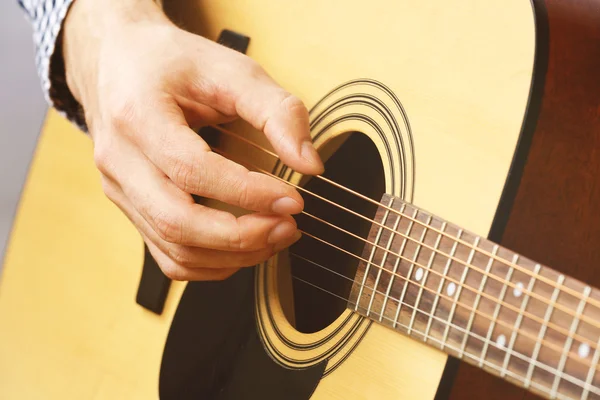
62;0;324;281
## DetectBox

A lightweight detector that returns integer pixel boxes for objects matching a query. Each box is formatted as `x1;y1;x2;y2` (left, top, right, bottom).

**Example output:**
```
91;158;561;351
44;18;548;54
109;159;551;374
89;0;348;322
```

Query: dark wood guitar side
447;0;600;399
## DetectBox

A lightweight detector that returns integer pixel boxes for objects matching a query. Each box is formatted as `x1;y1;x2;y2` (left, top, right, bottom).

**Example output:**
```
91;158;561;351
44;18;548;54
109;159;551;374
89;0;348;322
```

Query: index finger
107;138;300;252
134;103;305;215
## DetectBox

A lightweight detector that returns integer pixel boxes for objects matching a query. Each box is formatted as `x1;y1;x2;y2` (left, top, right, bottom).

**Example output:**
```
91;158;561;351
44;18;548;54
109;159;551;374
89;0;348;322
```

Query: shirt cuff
46;0;88;132
22;0;87;131
43;0;165;133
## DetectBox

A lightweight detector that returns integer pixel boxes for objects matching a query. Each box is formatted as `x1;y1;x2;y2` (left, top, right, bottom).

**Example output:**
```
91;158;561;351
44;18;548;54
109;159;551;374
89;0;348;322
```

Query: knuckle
170;155;200;193
218;52;262;80
168;246;193;267
99;177;117;200
160;261;188;281
228;236;243;251
186;75;211;101
109;99;137;132
152;211;184;243
190;78;232;114
213;268;238;281
224;51;261;75
93;143;112;175
262;92;307;135
235;178;251;209
244;58;265;78
225;216;244;251
279;92;307;118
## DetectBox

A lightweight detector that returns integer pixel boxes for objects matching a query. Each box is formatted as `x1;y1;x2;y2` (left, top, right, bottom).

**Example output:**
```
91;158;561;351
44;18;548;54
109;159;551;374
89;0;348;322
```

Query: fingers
134;103;305;215
181;45;324;176
102;177;301;280
153;230;301;270
144;237;241;281
97;137;300;251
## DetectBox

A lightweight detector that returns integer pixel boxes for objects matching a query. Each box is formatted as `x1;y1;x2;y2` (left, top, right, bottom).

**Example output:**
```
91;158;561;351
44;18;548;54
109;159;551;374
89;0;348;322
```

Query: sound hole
285;132;385;333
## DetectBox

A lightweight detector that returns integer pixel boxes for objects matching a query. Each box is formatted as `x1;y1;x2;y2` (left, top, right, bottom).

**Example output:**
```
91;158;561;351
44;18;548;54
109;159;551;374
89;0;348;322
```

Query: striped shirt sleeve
17;0;87;130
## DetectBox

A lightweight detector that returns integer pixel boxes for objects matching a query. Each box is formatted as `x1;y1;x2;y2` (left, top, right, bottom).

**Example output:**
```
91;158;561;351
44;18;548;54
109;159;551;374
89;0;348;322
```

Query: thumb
227;65;324;176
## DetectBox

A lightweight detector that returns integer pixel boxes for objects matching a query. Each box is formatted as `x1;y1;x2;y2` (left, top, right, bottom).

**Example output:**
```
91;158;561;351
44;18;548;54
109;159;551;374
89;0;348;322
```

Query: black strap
136;244;172;314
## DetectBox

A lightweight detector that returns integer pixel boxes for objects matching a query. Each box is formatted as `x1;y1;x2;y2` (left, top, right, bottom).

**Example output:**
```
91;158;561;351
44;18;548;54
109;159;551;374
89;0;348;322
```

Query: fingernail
273;231;302;253
268;221;297;245
272;197;303;214
301;141;324;172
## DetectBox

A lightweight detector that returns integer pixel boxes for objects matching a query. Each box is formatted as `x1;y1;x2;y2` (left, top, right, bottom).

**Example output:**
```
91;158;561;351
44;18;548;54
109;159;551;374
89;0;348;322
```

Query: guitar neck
348;194;600;400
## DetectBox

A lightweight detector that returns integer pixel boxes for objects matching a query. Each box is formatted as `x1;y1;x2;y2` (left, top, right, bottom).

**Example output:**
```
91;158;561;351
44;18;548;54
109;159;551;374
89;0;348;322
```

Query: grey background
0;2;48;275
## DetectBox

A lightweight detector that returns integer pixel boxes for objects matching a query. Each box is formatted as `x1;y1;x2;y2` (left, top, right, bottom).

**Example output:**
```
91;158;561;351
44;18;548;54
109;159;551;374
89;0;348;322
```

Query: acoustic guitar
1;0;599;399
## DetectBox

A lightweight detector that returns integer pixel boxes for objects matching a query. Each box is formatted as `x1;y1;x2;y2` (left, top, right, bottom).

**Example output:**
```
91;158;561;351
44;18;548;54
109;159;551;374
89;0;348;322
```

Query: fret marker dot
415;268;424;282
496;334;507;349
579;343;591;359
513;282;524;298
446;282;457;297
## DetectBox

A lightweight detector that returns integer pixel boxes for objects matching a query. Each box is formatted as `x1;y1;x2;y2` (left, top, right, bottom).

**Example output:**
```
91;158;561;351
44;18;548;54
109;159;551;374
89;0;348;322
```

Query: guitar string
211;145;600;349
209;125;600;328
206;145;599;375
196;135;600;386
289;228;598;372
290;253;599;395
288;268;597;397
210;124;600;312
299;210;599;354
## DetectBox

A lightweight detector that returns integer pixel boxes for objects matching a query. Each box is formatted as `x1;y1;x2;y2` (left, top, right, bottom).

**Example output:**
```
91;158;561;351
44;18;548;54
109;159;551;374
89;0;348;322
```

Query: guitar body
0;0;598;399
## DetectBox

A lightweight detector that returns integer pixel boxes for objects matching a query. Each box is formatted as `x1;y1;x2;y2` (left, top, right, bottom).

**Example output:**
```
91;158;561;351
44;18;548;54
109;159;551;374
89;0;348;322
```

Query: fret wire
389;286;596;394
210;125;600;314
459;244;499;355
408;316;573;399
497;254;520;376
410;222;446;336
380;207;417;322
454;237;481;357
340;196;600;330
551;286;592;397
365;198;398;317
212;139;600;320
501;263;540;377
366;297;574;399
430;229;462;346
525;274;565;388
392;215;432;329
354;200;391;312
367;283;594;397
443;236;480;354
305;225;597;370
582;335;600;400
298;255;595;396
423;222;449;341
479;261;515;367
299;202;599;349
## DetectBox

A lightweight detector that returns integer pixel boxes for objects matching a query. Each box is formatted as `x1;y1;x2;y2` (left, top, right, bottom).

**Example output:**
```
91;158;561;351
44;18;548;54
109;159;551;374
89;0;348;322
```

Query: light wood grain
0;111;186;399
0;0;538;398
164;0;536;235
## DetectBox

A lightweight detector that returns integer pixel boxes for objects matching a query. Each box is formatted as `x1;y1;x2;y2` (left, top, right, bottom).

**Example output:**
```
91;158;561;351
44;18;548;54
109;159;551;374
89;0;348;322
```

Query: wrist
62;0;170;106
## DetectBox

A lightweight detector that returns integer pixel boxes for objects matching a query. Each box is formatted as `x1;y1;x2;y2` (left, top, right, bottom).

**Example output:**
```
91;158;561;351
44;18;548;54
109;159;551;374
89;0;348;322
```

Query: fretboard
348;194;600;400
